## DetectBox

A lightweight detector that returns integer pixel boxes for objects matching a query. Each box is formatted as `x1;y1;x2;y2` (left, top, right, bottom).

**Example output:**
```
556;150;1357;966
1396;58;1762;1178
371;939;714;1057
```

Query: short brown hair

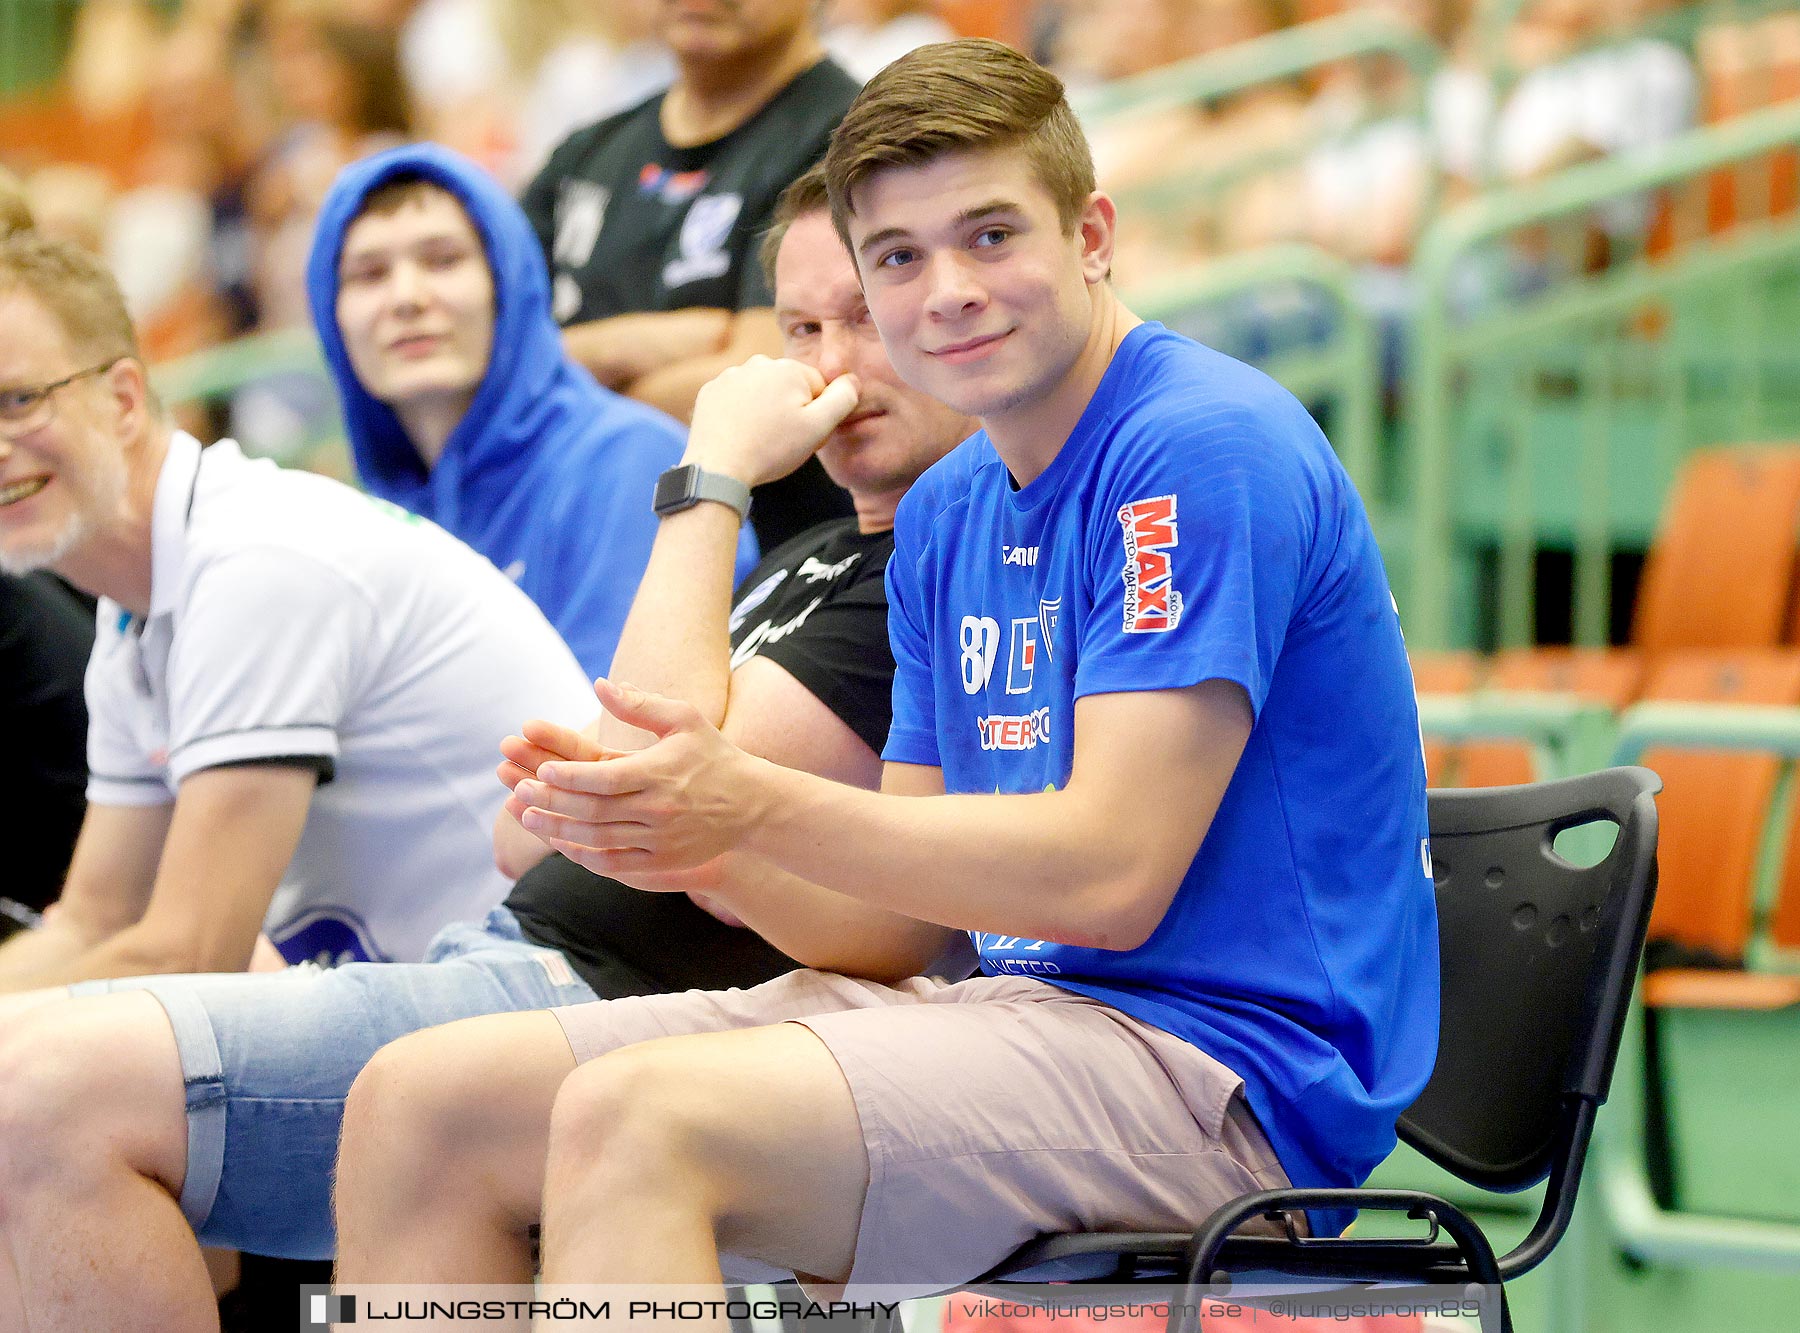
0;231;142;366
0;164;31;240
353;172;449;225
759;164;831;291
824;39;1095;250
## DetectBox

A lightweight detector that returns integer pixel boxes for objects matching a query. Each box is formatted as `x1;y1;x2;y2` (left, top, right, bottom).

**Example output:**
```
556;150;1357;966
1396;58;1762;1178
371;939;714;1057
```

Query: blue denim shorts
67;907;596;1258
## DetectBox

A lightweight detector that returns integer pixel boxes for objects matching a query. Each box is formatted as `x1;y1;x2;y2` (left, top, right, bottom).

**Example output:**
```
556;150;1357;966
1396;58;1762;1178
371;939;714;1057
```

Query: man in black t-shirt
498;166;974;988
0;173;976;1310
0;572;92;929
521;0;862;552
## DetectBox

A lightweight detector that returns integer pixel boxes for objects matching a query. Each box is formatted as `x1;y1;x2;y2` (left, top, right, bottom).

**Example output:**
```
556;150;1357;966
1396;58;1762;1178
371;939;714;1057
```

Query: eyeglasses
0;360;121;441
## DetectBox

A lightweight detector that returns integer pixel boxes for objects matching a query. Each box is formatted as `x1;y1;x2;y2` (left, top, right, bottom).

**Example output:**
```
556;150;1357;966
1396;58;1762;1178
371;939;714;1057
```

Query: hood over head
306;143;575;529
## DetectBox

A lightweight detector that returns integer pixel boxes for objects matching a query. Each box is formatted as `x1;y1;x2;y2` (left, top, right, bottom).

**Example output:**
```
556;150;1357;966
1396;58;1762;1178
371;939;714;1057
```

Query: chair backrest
1399;767;1661;1193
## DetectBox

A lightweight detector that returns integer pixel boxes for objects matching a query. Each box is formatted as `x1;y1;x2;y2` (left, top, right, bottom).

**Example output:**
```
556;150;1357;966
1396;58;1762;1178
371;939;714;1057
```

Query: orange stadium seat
1408;650;1480;694
1408;651;1480;787
1696;14;1800;234
1633;444;1800;653
1639;651;1800;964
1415;445;1800;788
1451;646;1647;789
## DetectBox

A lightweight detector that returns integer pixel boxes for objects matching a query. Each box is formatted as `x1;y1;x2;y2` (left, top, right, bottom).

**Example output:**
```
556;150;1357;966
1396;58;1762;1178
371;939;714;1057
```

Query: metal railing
150;326;342;469
1122;244;1381;502
1074;9;1441;125
1075;10;1445;260
1405;101;1800;650
1415;690;1618;781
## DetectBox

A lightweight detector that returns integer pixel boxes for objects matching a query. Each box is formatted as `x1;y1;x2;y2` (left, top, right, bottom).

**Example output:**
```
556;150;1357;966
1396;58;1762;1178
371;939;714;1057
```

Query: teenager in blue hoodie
306;144;756;678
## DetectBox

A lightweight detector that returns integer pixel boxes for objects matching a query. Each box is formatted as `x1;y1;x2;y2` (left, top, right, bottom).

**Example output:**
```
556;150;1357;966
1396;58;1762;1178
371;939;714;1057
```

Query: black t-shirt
506;518;896;996
519;59;863;554
0;573;95;916
521;59;859;323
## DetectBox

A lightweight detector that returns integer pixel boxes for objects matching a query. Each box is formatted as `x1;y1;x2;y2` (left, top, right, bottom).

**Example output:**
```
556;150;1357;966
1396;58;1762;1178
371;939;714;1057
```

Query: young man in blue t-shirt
332;39;1439;1299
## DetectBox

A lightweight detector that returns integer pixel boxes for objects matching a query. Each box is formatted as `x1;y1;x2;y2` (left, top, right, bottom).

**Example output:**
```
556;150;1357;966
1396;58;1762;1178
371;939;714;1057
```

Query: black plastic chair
968;766;1661;1333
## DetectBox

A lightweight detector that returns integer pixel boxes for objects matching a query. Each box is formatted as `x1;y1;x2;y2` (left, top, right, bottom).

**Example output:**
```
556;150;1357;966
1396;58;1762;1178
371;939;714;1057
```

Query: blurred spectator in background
308;143;743;677
1053;0;1308;286
340;0;676;188
1433;0;1696;193
1300;0;1466;269
503;0;676;181
250;1;414;333
823;0;959;82
521;0;860;551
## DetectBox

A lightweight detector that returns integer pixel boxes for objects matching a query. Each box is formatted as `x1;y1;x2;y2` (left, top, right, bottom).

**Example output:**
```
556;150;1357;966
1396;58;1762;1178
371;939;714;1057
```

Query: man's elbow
1062;875;1181;953
493;811;553;880
495;837;550;881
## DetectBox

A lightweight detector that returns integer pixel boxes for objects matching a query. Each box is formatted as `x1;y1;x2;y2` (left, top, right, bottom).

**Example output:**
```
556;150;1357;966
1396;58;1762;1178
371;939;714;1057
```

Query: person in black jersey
0;172;91;931
0;169;974;1325
0;571;92;929
521;0;863;553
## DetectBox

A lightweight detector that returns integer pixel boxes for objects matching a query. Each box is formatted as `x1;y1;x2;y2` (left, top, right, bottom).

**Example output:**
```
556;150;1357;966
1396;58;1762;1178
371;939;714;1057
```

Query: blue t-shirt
884;323;1438;1239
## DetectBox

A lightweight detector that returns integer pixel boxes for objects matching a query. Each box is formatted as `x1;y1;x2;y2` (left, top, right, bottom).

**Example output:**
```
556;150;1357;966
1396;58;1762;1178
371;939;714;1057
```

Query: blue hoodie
306;144;755;677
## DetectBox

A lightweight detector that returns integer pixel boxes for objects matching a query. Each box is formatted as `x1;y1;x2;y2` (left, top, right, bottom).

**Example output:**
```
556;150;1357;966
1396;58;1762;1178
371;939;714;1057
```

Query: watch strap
653;464;752;522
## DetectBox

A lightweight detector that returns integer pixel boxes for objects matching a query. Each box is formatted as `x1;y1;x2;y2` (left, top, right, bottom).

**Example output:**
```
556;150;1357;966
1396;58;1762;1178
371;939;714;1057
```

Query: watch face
653;465;698;515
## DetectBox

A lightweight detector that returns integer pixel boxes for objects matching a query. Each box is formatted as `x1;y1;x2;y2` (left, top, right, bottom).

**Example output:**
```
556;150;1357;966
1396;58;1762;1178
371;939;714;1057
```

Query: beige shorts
552;970;1294;1293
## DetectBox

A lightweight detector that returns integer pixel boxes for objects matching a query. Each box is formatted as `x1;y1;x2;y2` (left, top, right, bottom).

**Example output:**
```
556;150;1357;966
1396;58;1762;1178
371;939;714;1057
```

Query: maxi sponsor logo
976;706;1051;751
1118;493;1182;633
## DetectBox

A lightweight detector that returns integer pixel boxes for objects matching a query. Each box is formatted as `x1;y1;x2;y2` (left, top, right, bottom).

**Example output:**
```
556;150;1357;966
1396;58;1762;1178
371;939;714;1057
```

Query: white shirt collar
146;430;207;621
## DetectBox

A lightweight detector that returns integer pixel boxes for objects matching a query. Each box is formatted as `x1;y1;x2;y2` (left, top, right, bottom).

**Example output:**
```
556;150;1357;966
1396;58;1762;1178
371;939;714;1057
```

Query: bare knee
341;1027;482;1178
340;1013;575;1219
0;996;185;1206
547;1041;733;1206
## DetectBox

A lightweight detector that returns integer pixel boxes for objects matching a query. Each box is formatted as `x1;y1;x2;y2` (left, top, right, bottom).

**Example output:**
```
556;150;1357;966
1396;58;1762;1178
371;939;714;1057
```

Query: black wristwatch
652;464;753;523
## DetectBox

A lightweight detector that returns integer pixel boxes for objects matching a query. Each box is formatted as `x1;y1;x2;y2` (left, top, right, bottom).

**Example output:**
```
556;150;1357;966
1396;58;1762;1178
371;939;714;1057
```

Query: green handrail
1074;11;1445;249
1072;9;1440;125
1406;100;1800;650
1416;690;1617;780
1122;244;1380;499
0;0;65;96
1611;702;1800;763
150;327;327;404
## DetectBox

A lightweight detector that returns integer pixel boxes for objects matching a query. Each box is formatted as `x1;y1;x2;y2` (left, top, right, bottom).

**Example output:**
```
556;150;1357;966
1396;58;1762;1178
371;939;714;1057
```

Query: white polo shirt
84;432;597;964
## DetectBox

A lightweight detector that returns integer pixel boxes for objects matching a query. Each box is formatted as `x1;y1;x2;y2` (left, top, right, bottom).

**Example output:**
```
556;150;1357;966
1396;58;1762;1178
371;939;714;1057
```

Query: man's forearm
657;853;965;982
0;918;97;990
741;766;1174;952
599;352;853;747
626;351;764;422
0;919;230;993
621;309;785;421
599;502;742;749
562;310;732;390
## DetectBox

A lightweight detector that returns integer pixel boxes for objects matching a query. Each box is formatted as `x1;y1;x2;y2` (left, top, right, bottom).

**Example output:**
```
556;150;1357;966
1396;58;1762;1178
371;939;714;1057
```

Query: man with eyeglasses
0;231;596;993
